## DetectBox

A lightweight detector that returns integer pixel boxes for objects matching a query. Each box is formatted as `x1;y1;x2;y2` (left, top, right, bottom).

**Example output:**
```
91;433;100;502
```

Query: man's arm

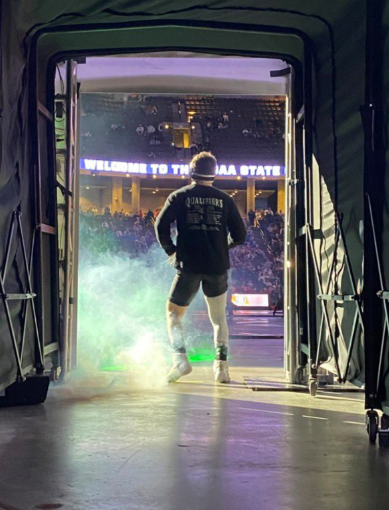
155;194;177;256
227;197;247;249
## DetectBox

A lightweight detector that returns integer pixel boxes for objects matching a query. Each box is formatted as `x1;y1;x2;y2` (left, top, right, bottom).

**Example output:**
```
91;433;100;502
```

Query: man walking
155;152;246;383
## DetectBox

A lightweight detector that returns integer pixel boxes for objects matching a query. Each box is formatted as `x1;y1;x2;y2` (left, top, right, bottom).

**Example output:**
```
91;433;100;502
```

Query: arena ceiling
76;54;288;95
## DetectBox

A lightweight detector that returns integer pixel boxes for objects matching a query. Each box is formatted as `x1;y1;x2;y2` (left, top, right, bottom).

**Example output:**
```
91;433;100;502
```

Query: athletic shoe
167;353;192;383
213;360;231;383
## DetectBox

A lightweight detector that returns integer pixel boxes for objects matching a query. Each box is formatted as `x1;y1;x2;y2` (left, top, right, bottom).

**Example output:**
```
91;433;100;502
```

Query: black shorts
169;270;228;307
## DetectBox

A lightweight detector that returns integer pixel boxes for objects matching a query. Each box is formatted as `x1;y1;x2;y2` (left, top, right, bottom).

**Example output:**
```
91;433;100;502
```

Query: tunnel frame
4;17;372;407
26;20;311;386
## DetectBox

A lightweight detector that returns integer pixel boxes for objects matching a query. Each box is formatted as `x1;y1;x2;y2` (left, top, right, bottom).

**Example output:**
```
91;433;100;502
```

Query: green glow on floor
188;353;215;363
100;365;127;372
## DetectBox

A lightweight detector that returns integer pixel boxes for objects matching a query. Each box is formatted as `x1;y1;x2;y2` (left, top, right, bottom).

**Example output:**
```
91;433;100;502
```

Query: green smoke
76;215;215;388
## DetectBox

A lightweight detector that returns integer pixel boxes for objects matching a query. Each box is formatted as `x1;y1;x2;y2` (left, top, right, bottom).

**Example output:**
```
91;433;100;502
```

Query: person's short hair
190;152;217;181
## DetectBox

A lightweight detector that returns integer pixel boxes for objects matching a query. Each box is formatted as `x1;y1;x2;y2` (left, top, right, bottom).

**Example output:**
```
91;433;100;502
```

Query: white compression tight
166;301;187;352
204;292;229;349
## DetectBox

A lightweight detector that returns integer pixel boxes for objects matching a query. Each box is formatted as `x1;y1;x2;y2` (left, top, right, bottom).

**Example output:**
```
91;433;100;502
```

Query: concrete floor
1;315;389;510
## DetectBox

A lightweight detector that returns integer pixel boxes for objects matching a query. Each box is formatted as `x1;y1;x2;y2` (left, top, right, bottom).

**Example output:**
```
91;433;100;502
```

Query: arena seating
80;93;285;164
229;213;284;305
79;208;284;306
187;96;285;164
81;94;175;162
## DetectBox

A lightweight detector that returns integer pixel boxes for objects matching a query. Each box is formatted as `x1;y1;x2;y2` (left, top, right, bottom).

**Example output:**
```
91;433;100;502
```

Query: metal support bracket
4;293;36;301
0;210;44;381
298;226;324;239
318;294;358;302
56;180;73;198
296;105;305;124
306;212;364;384
38;101;53;122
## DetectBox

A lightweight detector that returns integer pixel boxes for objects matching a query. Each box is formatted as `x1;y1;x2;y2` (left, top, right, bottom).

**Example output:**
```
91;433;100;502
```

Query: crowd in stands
79;208;158;258
135;121;166;158
241;119;283;139
80;93;285;163
229;208;284;306
188;111;230;156
79;205;284;307
134;95;166;152
185;97;284;162
80;94;174;161
194;112;230;131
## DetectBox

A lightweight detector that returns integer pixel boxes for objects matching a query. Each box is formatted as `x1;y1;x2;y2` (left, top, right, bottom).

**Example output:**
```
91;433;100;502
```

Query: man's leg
204;292;229;358
166;301;188;353
166;271;200;382
203;273;230;383
166;301;193;382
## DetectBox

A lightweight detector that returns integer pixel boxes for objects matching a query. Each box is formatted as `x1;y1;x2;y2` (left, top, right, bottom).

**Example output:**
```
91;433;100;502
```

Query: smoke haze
70;224;209;393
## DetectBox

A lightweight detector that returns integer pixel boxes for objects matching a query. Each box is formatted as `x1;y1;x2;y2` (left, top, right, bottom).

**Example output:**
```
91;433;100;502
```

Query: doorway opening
53;51;294;388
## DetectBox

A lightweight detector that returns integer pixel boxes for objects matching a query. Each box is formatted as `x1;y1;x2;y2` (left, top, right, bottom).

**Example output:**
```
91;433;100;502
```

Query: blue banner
80;158;285;178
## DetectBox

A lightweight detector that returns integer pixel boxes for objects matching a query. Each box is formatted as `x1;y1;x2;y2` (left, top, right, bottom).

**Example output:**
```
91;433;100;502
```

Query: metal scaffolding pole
362;0;385;412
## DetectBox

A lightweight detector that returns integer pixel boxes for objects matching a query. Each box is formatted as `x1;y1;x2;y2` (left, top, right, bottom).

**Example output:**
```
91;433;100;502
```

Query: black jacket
155;183;246;274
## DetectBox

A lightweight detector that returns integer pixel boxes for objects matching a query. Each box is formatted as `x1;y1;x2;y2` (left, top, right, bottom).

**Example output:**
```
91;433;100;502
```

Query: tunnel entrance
52;52;293;387
25;20;335;401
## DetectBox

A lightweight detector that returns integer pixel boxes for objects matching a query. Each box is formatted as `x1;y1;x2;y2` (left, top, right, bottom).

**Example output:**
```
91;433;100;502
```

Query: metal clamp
377;291;389;300
3;293;36;301
318;294;358;302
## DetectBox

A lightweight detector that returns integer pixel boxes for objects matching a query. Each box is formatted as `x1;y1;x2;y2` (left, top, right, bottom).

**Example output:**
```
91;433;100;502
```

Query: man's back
155;183;246;275
157;151;247;385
